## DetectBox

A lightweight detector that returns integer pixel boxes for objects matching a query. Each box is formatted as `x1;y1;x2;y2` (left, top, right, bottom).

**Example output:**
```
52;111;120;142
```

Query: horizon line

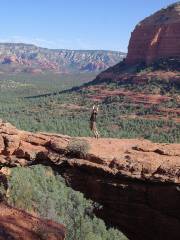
0;41;127;53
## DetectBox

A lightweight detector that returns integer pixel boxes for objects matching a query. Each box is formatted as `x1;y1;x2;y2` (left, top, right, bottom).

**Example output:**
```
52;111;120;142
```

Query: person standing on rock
90;105;99;139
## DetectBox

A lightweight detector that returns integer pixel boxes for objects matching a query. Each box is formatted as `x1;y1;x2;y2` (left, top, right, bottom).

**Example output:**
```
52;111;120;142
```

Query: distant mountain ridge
0;43;126;73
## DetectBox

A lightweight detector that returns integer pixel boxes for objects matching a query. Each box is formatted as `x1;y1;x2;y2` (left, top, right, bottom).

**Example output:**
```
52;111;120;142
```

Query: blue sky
0;0;177;52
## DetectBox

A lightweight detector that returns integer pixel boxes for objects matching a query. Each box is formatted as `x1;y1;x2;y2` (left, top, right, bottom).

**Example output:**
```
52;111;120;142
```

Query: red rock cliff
126;2;180;65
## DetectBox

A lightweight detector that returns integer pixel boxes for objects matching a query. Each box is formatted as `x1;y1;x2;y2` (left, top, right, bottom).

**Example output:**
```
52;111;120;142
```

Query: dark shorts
90;121;97;131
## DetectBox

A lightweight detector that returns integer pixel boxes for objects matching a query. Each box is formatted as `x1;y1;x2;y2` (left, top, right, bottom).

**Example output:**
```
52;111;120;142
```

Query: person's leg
95;130;99;139
90;121;96;138
93;130;97;138
90;121;93;131
90;121;99;139
92;122;97;138
94;123;99;139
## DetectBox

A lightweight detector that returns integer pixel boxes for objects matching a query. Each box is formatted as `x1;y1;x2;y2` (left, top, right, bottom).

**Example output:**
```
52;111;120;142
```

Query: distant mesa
126;2;180;65
0;43;126;73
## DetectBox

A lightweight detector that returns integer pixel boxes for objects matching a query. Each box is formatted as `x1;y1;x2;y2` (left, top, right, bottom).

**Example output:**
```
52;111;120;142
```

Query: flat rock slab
0;120;179;183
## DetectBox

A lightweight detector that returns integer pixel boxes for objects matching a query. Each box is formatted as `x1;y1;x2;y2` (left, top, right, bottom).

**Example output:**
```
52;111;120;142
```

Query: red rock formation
0;202;65;240
126;2;180;65
0;120;180;240
2;55;19;64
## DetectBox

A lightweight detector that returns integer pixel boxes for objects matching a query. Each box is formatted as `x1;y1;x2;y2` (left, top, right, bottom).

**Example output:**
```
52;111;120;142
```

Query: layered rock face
126;2;180;65
0;120;180;240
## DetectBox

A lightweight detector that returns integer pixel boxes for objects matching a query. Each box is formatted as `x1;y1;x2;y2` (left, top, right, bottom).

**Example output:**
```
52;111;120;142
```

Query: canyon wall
61;166;180;240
